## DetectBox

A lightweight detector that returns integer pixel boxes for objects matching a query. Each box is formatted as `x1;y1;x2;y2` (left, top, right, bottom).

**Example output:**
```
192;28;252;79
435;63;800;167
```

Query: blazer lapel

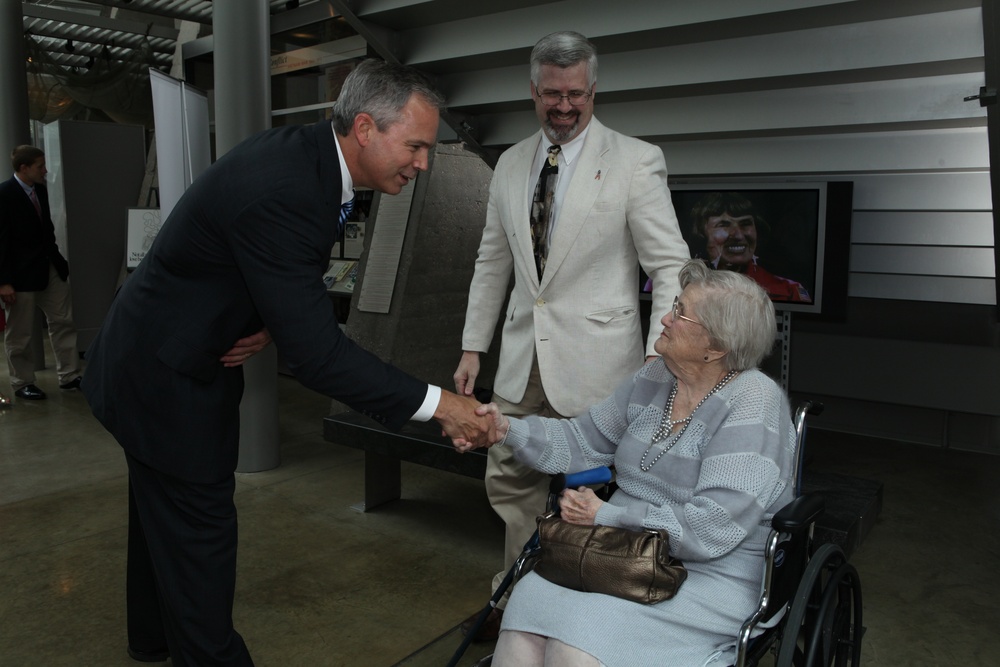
539;119;610;290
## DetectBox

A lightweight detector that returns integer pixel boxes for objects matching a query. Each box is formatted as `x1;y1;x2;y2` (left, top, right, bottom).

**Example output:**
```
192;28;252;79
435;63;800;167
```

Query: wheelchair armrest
551;467;613;493
772;493;825;534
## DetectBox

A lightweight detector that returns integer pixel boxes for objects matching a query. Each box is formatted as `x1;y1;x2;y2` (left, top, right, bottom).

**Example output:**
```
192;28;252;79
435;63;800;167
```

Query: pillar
213;0;280;472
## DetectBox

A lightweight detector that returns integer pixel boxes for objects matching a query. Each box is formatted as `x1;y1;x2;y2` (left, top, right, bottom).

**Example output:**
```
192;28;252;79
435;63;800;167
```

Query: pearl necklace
639;369;739;472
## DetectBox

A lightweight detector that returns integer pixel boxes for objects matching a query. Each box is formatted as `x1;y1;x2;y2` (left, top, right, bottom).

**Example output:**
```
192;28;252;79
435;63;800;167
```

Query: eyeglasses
536;89;593;106
671;296;703;327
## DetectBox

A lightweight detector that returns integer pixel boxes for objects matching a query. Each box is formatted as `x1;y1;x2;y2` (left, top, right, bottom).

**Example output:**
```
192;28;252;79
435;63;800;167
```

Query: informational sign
127;208;162;268
150;69;210;220
343;222;366;259
270;36;366;75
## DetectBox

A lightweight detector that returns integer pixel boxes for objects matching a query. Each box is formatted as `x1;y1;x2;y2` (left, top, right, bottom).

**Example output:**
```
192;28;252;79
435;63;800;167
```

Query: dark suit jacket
83;122;427;483
0;176;70;290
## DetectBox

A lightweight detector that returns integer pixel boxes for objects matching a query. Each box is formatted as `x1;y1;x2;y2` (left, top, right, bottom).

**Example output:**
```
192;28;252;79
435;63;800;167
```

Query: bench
323;410;488;511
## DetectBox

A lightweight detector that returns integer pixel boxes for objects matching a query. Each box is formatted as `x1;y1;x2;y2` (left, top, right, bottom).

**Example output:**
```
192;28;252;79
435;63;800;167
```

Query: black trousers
125;453;254;666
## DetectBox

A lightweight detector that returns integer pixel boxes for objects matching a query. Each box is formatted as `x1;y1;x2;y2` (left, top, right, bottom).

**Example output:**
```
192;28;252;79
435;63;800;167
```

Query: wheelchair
450;401;864;667
735;401;864;667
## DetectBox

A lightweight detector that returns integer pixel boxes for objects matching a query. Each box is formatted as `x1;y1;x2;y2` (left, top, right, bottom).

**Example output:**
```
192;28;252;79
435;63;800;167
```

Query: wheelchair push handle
550;466;613;493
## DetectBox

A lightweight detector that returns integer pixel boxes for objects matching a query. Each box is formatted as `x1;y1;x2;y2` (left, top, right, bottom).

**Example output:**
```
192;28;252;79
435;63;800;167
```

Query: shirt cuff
411;384;441;422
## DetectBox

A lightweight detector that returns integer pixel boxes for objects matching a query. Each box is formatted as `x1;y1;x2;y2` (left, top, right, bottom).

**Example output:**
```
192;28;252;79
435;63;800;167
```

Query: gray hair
331;59;446;136
530;31;598;88
679;259;776;371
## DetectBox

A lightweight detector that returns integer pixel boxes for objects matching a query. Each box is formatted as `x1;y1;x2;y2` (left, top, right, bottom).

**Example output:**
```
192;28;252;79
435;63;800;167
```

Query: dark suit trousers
125;453;253;666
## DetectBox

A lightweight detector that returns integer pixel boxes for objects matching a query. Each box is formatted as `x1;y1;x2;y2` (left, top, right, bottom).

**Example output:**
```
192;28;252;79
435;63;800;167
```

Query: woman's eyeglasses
672;296;703;327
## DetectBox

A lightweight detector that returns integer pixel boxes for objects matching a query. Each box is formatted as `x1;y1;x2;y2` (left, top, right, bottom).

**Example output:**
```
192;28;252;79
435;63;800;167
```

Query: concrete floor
2;351;999;666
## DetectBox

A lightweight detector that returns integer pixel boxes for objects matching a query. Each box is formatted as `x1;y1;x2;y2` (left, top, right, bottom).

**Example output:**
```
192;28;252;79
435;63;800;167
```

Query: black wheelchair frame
735;401;865;667
450;401;865;667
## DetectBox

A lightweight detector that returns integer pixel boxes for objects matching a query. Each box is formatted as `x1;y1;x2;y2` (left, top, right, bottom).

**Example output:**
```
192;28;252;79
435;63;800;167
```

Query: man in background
0;145;82;401
454;31;689;640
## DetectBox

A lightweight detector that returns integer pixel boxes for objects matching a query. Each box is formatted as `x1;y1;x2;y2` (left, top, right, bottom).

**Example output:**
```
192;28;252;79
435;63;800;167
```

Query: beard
543;109;581;143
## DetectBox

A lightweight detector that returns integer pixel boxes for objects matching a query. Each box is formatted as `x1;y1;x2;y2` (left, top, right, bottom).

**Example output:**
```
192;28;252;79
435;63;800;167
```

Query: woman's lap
500;557;761;667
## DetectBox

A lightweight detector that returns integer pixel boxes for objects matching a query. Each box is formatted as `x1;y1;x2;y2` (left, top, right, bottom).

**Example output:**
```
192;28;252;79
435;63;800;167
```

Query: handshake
434;391;510;453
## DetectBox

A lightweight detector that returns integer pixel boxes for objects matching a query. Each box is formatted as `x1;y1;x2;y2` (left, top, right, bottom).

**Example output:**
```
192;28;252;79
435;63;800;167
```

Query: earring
704;355;710;362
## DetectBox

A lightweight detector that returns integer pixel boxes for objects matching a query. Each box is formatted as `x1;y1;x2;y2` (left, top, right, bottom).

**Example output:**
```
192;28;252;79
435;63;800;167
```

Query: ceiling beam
22;3;180;40
71;0;211;25
326;0;398;62
27;37;174;64
25;26;175;53
325;0;496;165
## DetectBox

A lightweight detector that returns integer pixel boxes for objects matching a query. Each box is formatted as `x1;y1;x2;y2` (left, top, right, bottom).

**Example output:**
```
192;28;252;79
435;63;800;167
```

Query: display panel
643;182;852;317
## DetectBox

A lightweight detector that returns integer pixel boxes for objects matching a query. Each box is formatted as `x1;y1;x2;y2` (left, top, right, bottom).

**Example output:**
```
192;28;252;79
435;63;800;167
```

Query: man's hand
453;351;481;396
0;284;15;306
220;328;273;367
435;390;495;449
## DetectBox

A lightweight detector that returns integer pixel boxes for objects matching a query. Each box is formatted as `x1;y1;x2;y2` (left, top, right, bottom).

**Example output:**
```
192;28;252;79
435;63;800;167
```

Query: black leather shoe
127;646;170;662
59;377;82;390
14;384;46;400
460;608;503;643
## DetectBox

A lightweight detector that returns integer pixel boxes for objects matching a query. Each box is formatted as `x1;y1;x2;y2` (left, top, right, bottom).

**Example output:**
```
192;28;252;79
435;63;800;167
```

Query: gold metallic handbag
534;513;687;604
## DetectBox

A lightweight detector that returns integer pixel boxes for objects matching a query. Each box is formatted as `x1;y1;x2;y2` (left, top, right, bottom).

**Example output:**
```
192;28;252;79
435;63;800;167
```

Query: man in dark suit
0;145;82;401
82;60;492;666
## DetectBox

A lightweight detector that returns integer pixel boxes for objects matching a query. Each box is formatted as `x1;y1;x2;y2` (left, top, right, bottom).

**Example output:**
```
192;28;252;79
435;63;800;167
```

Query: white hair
679;259;776;371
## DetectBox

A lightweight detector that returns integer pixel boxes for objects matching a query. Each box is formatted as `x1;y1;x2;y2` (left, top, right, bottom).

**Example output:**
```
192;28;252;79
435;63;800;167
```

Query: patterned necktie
530;145;561;280
29;188;42;218
338;196;355;237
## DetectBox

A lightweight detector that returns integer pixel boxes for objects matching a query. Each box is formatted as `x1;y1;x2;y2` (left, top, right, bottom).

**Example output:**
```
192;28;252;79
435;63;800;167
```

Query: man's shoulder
496;132;541;169
210;124;326;187
590;119;657;154
0;178;21;206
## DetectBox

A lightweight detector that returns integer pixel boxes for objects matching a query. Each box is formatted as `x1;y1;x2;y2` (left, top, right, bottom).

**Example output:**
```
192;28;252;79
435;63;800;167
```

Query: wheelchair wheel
775;543;864;667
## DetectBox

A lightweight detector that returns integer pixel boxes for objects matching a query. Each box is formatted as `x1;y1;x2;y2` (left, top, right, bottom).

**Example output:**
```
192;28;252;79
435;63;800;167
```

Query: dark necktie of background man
29;188;42;218
530;145;561;280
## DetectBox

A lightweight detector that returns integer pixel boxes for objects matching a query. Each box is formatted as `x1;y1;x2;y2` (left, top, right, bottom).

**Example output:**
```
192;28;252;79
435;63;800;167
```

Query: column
213;0;280;472
0;0;29;150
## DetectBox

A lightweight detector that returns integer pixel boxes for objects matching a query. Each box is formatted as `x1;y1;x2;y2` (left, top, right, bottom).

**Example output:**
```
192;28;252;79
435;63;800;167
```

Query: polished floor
2;348;999;666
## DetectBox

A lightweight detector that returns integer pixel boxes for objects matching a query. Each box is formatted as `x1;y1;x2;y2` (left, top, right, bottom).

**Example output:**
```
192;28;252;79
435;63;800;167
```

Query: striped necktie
338;196;355;237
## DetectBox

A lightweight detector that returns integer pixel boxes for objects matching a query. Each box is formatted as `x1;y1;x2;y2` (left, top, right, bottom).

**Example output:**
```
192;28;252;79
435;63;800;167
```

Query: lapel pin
595;170;601;180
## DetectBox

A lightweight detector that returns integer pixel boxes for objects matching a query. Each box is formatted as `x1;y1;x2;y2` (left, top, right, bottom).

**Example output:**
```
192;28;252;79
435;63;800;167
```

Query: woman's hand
559;487;604;525
453;401;510;453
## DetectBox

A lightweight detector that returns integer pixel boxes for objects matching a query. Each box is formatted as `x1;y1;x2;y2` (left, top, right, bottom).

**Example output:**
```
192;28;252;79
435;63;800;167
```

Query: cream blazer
462;118;689;417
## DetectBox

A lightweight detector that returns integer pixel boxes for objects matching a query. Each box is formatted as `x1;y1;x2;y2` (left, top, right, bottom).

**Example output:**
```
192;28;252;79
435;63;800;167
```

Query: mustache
547;108;580;120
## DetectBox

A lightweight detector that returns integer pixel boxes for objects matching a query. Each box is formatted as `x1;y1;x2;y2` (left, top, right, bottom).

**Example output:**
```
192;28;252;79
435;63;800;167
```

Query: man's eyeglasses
671;296;703;327
536;89;593;106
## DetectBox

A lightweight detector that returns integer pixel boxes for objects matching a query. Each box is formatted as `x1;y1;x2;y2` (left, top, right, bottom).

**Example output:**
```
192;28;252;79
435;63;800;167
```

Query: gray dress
499;361;796;666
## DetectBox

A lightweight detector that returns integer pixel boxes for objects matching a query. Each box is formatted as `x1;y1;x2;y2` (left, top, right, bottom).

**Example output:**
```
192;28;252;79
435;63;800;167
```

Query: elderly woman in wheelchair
466;259;799;666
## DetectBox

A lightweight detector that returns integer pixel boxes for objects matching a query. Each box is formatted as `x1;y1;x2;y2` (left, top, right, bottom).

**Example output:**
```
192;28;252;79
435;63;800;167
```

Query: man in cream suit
454;31;689;639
